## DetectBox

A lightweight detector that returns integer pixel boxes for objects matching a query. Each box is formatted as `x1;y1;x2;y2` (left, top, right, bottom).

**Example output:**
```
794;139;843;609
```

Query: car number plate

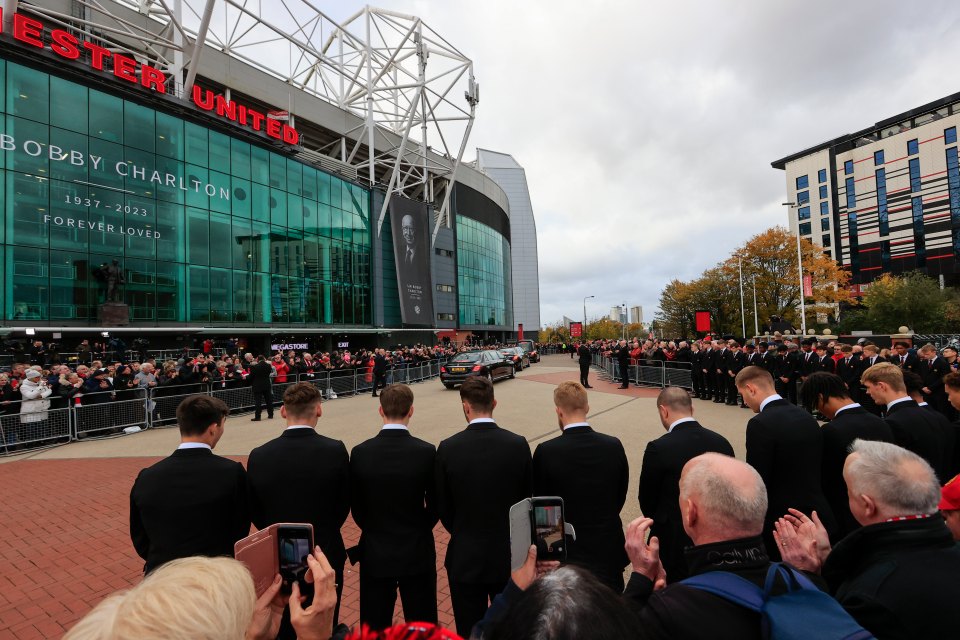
451;367;466;373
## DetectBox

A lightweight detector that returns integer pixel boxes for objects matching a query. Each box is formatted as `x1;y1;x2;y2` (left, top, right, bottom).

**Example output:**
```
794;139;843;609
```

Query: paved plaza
0;355;753;638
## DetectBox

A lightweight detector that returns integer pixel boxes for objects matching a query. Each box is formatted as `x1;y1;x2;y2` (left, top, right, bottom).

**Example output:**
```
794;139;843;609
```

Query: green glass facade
0;59;371;326
455;215;512;327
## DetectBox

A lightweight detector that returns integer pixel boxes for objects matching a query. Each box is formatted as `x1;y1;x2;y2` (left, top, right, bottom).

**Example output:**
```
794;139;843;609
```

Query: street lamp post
737;254;746;340
583;295;594;338
752;274;759;337
622;302;627;341
782;202;807;337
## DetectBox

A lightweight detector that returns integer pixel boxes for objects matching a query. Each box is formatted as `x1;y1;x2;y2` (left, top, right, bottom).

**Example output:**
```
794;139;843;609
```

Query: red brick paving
0;457;454;639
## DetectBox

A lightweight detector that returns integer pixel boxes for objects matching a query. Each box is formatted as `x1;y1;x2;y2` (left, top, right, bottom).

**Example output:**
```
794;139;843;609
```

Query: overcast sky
334;0;960;328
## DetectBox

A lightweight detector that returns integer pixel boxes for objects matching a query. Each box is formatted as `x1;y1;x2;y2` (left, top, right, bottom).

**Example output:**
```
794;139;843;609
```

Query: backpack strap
763;562;819;595
680;571;766;612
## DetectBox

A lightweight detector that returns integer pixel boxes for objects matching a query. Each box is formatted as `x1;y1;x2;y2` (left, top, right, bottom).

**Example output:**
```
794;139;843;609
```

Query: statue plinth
98;302;130;327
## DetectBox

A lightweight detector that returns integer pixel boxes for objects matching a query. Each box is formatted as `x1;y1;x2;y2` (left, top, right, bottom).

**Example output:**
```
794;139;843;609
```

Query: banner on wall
389;197;434;325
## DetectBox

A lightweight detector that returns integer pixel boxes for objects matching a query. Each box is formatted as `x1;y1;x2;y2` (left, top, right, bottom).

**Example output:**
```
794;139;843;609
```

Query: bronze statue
94;260;125;303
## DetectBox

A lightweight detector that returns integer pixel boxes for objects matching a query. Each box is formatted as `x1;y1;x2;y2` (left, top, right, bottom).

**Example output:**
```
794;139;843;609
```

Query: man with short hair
371;348;388;397
129;395;249;574
639;387;734;581
435;376;531;635
533;381;629;591
624;453;819;637
736;366;835;557
577;341;593;388
889;341;921;374
798;372;894;539
350;384;438;630
855;344;883;416
861;362;956;482
918;343;950;416
778;440;960;638
246;382;349;631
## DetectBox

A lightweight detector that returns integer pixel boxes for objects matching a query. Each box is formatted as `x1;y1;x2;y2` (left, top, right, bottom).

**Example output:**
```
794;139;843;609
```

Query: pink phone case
235;523;313;597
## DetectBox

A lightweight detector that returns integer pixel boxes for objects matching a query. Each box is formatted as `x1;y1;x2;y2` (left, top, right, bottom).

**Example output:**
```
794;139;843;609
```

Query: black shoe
741;404;750;409
713;399;723;403
267;415;274;419
372;393;378;397
251;418;261;422
619;385;629;389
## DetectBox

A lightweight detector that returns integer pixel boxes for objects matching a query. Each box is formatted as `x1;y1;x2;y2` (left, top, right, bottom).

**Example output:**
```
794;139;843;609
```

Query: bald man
624;453;823;637
639;387;734;582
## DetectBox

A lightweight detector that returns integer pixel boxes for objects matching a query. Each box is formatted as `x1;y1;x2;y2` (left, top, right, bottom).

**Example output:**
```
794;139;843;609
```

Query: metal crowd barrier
590;356;695;391
0;359;452;456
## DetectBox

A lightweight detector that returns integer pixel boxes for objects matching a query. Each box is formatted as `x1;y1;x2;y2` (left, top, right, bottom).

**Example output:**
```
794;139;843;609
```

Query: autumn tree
861;272;947;333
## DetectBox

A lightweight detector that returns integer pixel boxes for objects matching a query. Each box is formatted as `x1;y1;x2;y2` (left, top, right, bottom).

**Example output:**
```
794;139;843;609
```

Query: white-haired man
777;439;960;638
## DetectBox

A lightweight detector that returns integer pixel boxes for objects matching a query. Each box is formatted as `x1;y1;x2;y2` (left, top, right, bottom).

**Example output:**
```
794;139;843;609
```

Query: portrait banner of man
389;197;434;325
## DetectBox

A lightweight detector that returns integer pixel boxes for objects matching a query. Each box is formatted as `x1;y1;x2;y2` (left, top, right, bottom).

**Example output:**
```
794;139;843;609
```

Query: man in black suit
772;344;792;400
735;365;836;558
889;341;921;374
532;381;628;592
699;341;715;400
798;372;894;539
129;395;249;574
247;355;275;421
350;383;438;630
613;339;631;388
861;361;956;483
713;341;729;404
856;344;883;416
814;344;835;374
246;382;350;632
836;345;860;397
577;342;593;388
371;348;388;397
725;341;745;406
919;343;951;416
798;339;817;383
435;376;531;635
639;386;734;581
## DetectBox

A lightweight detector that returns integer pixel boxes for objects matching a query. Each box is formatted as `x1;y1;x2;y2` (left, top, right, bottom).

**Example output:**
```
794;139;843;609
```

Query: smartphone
530;497;566;561
235;523;314;598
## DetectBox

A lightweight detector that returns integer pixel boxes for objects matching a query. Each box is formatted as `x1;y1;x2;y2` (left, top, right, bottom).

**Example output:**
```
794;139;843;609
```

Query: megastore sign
0;9;300;145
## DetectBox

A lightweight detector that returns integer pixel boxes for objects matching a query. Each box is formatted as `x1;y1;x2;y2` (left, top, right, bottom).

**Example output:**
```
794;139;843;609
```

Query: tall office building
630;306;643;325
475;149;541;334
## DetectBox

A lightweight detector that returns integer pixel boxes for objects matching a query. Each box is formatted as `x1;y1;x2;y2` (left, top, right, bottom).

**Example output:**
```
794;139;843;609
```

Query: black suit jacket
577;344;591;364
639;420;734;581
436;421;531;584
817;355;836;374
129;447;250;574
350;428;438;577
889;352;922;374
246;429;350;569
248;361;275;392
533;425;629;582
836;356;860;388
921;357;951;398
821;406;894;538
746;399;835;545
883;399;957;483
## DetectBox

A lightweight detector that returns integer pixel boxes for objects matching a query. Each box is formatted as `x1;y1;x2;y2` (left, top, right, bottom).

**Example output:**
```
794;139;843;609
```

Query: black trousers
579;362;590;386
449;579;506;637
372;372;386;395
714;373;727;401
253;389;273;419
359;570;437;631
726;376;738;403
701;370;713;397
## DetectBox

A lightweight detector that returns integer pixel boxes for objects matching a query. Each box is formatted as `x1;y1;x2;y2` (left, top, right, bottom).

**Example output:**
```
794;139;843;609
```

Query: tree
656;279;696;338
861;272;946;333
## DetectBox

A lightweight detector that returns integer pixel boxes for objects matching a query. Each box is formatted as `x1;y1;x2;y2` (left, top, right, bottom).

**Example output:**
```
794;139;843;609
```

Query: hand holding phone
531;497;567;562
235;523;315;598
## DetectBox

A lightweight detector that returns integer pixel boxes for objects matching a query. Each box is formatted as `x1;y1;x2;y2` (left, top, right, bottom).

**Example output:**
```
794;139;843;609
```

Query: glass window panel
122;193;157;258
7;171;49;247
209;131;230;172
7;62;49;124
302;199;317;234
208;212;232;268
124;102;155;153
230;139;251;180
8;245;47;320
946;127;958;145
286;157;302;195
302;165;317;200
156;111;184;159
49;127;88;185
231;176;251;218
88;137;125;192
251;145;269;185
250;221;271;274
908;139;919;155
50;76;87;134
48;249;91;319
156;259;183;322
122;146;156;198
232;218;252;270
209;169;231;214
186;164;209;208
6;115;49;175
270;274;289;322
188;266;210;322
269;152;285;188
818;169;827;184
316;170;330;204
287;193;304;230
185;122;208;166
156;200;184;262
270;188;287;227
89;90;121;142
187;207;209;265
154;156;185;204
251;182;270;222
124;257;156;321
209;268;232;322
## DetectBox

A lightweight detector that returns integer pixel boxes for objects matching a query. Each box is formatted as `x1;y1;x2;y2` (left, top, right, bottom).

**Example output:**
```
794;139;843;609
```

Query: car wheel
443;383;454;389
509;366;516;379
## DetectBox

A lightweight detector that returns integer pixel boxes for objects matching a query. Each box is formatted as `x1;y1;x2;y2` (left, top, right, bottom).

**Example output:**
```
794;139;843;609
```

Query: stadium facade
0;0;538;352
773;91;960;293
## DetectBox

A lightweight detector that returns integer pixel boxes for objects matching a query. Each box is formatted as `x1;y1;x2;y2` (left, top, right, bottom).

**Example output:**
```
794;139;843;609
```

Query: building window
874;150;884;165
798;206;811;220
819;185;828;199
818;169;827;183
908;138;919;155
436;284;454;293
799;222;811;236
796;175;809;190
848;212;859;271
822;234;831;248
912;197;927;266
881;240;891;271
797;190;810;204
820;201;829;215
821;217;830;231
947;127;958;145
437;313;455;321
844;160;853;175
434;248;454;258
909;158;921;192
876;168;889;237
947;147;960;226
845;177;856;210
